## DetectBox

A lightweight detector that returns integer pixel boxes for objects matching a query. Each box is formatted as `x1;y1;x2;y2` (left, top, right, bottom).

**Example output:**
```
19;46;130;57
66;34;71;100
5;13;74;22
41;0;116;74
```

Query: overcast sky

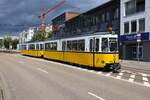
0;0;110;36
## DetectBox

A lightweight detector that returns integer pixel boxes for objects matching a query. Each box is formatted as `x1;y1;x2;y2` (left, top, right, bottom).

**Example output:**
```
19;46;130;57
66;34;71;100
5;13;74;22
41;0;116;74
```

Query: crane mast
38;0;65;31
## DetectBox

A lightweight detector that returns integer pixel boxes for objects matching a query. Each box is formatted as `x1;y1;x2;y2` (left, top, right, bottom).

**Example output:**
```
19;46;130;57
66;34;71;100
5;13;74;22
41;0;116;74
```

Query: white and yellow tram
20;32;120;70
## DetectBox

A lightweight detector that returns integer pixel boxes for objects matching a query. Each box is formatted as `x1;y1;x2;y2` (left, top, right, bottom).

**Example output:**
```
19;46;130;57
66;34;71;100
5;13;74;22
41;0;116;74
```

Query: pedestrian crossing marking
143;77;148;82
144;82;150;87
130;74;135;78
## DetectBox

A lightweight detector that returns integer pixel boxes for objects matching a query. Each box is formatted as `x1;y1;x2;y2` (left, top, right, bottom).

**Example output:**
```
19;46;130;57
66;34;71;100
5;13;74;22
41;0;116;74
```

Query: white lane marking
96;72;102;74
37;68;48;74
143;77;148;82
144;82;150;87
139;72;150;77
121;70;125;73
128;78;134;82
88;92;105;100
119;72;123;76
130;74;135;78
106;72;112;76
141;73;147;77
116;75;121;79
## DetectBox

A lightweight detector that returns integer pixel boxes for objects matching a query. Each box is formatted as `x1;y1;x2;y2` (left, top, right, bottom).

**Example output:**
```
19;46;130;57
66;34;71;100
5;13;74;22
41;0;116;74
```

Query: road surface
0;53;150;100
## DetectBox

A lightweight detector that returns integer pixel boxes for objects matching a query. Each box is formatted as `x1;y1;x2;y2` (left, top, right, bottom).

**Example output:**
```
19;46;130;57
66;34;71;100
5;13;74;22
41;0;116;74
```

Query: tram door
89;38;100;67
89;38;99;52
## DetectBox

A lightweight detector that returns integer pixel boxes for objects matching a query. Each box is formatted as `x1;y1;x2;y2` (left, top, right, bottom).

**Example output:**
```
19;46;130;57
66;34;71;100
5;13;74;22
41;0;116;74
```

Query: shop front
120;32;150;61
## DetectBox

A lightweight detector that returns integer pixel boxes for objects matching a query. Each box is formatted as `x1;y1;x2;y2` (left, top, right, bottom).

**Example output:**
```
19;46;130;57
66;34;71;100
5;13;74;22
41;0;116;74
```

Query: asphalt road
0;53;150;100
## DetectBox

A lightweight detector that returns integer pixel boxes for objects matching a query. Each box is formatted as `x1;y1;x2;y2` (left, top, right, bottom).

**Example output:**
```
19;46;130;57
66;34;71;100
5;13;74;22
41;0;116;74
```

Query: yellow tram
20;32;120;71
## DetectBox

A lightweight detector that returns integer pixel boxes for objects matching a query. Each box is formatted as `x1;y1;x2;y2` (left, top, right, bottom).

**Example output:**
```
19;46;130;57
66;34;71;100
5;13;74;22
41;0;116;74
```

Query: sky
0;0;110;36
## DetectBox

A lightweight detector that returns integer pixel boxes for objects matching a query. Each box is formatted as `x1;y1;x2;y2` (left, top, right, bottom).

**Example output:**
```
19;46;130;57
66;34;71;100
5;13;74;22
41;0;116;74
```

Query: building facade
64;0;120;38
51;0;120;39
52;12;79;38
120;0;150;61
19;27;38;43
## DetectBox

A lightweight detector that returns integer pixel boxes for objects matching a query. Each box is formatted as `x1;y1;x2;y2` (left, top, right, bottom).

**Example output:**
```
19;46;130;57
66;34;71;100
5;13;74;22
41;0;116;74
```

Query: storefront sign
120;32;150;42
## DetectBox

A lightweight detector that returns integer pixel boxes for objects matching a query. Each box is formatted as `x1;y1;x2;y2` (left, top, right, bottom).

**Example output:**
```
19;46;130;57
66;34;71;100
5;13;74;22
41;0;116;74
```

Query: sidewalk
120;60;150;72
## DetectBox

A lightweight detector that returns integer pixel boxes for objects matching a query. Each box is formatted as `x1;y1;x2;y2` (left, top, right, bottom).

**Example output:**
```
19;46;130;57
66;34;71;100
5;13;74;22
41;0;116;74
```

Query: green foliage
0;39;3;48
31;30;53;42
11;39;19;49
3;37;12;49
47;31;53;38
2;37;19;50
31;31;47;42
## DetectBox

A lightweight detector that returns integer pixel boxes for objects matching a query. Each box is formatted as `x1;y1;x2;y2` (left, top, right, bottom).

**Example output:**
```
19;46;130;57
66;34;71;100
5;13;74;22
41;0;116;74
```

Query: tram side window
62;41;66;51
40;44;44;50
29;44;35;50
52;42;57;50
45;42;57;51
45;43;50;50
72;40;77;51
90;39;93;52
102;38;109;52
22;45;27;50
78;40;85;51
96;39;99;52
67;41;72;51
36;44;39;50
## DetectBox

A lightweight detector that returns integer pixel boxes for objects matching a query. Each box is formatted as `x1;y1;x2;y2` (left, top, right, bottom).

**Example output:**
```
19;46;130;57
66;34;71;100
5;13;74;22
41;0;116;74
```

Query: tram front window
109;38;117;52
102;38;109;52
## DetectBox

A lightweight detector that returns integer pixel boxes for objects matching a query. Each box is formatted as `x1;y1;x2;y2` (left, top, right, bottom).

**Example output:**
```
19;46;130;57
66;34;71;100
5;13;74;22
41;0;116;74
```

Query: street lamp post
137;33;141;62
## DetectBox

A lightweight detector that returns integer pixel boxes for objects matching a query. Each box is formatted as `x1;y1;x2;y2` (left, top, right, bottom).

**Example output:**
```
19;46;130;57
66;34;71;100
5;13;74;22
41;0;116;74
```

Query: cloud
0;0;110;35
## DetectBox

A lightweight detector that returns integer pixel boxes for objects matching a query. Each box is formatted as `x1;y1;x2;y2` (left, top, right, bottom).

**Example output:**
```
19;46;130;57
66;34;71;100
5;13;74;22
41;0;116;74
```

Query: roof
65;0;113;22
52;11;80;21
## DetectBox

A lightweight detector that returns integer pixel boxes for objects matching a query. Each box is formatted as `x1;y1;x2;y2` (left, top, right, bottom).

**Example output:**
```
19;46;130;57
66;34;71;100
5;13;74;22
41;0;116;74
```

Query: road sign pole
137;41;140;62
137;33;141;62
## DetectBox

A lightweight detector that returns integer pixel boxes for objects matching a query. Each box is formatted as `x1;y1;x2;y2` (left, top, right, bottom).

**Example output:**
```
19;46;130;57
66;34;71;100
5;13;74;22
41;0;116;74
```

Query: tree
12;39;19;49
47;31;53;38
31;30;47;42
3;37;12;49
0;39;3;48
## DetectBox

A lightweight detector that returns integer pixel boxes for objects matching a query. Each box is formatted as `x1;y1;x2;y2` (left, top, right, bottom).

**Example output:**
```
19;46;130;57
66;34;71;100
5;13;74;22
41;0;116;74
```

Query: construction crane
38;0;65;31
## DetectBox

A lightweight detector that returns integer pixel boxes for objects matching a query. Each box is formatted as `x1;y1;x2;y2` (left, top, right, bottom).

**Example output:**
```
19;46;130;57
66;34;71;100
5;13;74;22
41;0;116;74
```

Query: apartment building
120;0;150;61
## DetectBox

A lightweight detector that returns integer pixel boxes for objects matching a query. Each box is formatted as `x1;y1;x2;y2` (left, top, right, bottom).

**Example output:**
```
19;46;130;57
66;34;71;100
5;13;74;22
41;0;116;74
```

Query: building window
114;8;119;19
139;18;145;32
106;12;110;21
131;21;137;33
136;0;145;12
125;0;145;16
101;13;105;23
124;22;129;34
125;0;136;16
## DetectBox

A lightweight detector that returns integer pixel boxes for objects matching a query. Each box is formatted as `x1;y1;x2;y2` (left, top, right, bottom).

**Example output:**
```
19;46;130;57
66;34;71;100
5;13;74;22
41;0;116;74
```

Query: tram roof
47;32;117;41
